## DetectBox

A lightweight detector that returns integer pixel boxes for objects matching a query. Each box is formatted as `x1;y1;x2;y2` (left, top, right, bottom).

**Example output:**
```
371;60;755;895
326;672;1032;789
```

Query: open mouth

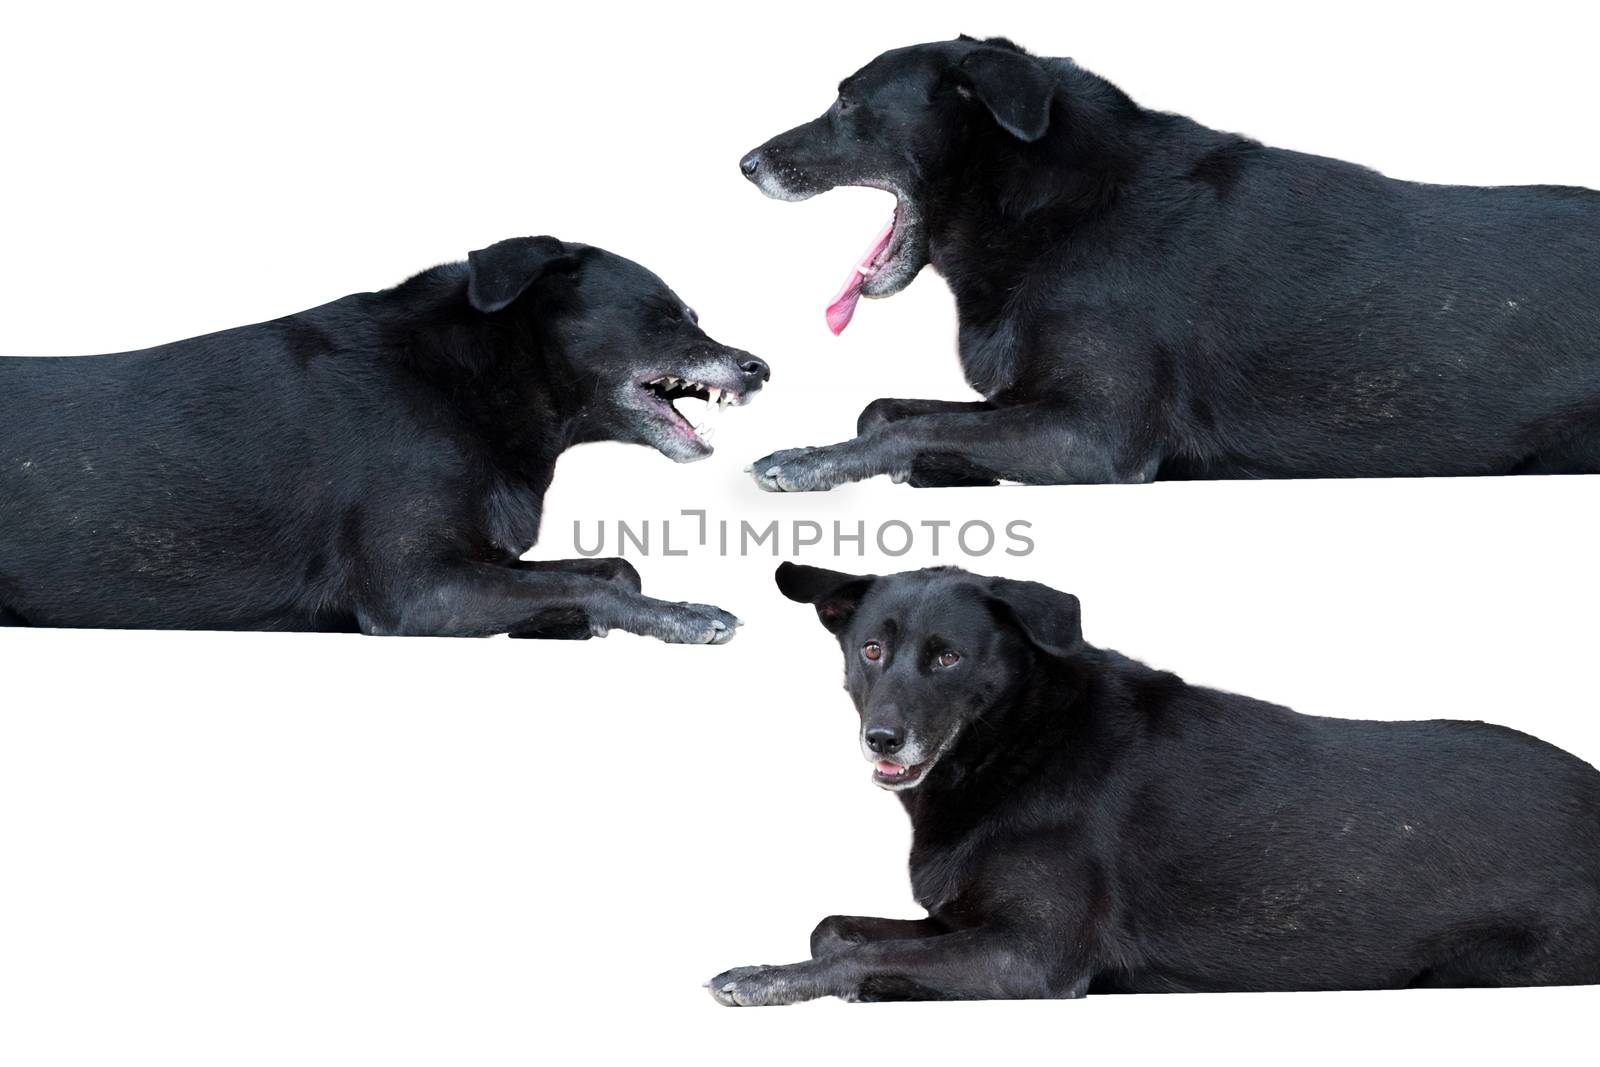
640;375;747;453
872;758;931;790
825;200;908;336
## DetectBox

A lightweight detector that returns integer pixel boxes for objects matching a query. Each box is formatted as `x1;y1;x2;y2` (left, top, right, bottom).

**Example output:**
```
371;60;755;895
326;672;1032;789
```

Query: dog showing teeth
0;234;770;638
643;376;743;410
642;373;746;451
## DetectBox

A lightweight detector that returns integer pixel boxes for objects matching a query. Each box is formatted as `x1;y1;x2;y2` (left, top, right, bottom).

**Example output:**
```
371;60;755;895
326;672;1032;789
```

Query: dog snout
738;354;771;383
865;725;905;756
739;149;764;179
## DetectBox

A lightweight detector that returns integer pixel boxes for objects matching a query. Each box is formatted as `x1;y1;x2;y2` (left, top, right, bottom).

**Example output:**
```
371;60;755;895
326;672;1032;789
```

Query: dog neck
900;648;1154;911
920;70;1147;398
928;63;1144;265
901;653;1092;826
395;269;587;449
372;269;581;556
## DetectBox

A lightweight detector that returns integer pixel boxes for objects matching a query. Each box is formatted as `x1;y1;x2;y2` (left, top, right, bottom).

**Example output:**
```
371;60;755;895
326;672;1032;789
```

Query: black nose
865;726;904;756
739;355;771;383
739;150;763;178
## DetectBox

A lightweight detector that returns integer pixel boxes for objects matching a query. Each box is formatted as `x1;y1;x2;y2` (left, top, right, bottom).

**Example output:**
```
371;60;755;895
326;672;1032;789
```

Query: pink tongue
876;760;905;776
825;219;895;336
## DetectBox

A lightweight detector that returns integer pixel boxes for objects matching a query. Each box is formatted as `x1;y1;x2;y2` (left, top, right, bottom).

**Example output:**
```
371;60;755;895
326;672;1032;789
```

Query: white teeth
652;373;743;431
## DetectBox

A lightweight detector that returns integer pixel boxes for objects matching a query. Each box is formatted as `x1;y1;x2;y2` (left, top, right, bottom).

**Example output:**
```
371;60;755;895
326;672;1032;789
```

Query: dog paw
747;447;841;493
705;965;810;1007
653;602;742;645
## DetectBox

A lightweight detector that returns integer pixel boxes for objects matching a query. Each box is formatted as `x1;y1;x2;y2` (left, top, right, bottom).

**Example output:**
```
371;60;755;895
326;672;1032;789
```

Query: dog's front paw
705;964;814;1007
651;601;742;645
747;447;844;493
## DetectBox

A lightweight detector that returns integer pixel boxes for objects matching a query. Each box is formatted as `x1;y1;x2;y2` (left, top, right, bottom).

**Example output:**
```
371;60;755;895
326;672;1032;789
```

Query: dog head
777;562;1082;791
739;36;1057;333
466;236;770;462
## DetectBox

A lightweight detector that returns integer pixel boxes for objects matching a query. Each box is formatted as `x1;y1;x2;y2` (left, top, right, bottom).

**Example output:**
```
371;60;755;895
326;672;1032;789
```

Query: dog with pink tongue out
736;35;1196;493
824;219;897;337
738;36;1600;489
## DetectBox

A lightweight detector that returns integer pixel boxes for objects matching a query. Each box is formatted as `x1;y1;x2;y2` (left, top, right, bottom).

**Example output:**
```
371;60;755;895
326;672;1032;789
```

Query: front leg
749;402;1154;492
511;557;642;592
708;928;1079;1005
856;399;1001;487
809;914;946;958
360;561;740;644
507;558;641;640
855;398;994;436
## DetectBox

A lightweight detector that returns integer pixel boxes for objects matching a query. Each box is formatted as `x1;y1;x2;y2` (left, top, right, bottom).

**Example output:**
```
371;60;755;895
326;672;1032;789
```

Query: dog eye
936;650;961;669
862;641;883;662
683;306;699;325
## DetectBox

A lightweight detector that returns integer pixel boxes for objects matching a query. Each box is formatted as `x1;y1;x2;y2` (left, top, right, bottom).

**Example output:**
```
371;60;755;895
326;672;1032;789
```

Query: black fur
707;563;1600;1004
740;37;1600;489
0;237;769;641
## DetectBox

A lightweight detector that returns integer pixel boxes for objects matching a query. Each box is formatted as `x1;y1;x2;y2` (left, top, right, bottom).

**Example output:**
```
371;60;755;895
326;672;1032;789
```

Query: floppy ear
986;578;1083;658
775;562;877;635
466;235;569;313
956;44;1054;142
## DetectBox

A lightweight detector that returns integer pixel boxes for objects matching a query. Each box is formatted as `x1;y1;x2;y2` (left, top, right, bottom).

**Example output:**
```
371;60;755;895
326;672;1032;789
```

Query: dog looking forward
740;36;1600;489
0;237;768;641
706;563;1600;1004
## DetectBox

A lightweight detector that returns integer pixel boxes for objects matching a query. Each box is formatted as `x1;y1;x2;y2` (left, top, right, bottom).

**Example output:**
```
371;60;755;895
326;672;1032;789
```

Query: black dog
0;237;768;641
739;37;1600;489
707;563;1600;1003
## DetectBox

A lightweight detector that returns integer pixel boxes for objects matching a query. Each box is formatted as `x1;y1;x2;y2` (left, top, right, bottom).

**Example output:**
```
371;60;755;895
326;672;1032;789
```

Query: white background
3;1;1599;1063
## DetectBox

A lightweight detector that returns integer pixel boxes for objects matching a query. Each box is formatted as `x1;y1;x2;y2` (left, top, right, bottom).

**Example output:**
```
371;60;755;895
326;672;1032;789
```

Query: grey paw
747;447;840;493
654;602;742;645
705;964;808;1007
